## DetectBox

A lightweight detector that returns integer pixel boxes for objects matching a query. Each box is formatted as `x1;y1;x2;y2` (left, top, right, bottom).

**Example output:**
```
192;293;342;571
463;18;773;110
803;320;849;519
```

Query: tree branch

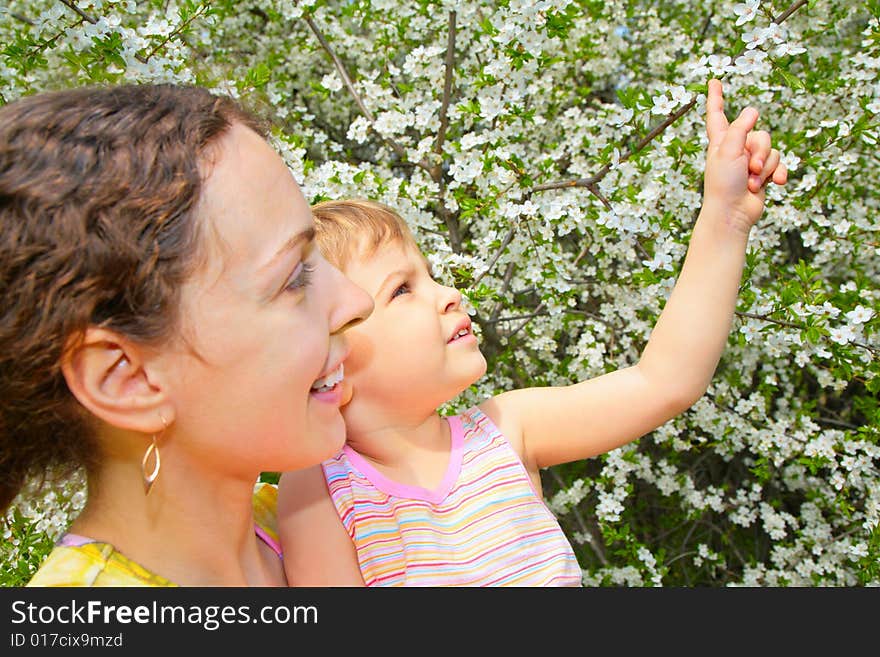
303;14;433;173
532;98;697;194
304;15;374;122
434;11;456;158
736;311;879;357
532;0;810;195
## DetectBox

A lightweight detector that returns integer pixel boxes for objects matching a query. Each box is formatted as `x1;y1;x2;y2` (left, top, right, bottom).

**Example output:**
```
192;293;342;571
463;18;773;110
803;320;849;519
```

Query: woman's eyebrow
260;226;317;271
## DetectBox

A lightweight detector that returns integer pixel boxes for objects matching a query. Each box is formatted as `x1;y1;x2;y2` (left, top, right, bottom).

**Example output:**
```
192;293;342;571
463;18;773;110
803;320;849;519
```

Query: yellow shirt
26;482;280;587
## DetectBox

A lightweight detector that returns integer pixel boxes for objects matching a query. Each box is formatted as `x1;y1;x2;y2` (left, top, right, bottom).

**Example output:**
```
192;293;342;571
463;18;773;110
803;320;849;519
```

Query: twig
773;0;809;24
697;9;715;42
736;310;802;330
142;3;210;62
56;0;161;64
664;550;698;567
507;302;546;340
489;262;517;323
471;225;516;289
487;310;549;325
11;12;35;25
522;218;545;272
58;0;96;24
816;417;860;430
701;518;750;568
549;469;608;565
304;15;373;121
25;26;74;61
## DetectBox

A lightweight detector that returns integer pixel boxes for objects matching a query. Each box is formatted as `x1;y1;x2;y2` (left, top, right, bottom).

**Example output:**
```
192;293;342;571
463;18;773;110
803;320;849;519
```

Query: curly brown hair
0;84;267;511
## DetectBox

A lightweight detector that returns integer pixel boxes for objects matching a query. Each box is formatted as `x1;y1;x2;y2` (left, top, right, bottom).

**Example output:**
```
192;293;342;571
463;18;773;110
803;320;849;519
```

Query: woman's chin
316;413;347;458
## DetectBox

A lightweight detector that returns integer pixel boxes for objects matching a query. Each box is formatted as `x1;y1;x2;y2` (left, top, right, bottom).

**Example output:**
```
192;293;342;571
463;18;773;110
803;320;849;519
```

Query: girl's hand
702;78;788;234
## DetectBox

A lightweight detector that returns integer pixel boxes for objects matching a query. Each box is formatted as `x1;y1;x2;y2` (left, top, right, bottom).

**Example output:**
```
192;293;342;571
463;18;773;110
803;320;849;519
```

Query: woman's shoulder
27;542;175;587
26;483;279;587
252;481;280;550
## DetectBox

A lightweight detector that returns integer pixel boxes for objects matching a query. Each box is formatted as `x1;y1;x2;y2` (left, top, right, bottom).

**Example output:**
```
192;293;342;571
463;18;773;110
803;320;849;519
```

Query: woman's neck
69;456;285;586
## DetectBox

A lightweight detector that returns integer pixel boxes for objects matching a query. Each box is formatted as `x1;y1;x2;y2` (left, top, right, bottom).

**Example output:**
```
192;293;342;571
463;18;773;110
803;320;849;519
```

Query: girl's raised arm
482;80;788;473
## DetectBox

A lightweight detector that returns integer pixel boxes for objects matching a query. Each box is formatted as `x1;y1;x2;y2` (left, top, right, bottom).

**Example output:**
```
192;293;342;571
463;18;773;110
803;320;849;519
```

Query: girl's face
339;240;487;427
160;124;373;478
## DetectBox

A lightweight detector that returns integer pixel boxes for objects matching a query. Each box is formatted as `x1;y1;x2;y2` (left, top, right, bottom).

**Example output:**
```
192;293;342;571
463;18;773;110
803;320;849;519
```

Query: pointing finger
705;79;729;146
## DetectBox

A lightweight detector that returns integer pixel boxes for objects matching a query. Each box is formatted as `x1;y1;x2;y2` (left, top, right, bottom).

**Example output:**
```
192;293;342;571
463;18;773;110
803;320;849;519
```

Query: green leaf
776;67;807;91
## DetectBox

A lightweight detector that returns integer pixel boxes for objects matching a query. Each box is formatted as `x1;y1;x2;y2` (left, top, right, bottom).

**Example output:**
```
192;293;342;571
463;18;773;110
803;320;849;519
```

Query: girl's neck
69;457;285;586
345;411;447;462
344;411;453;489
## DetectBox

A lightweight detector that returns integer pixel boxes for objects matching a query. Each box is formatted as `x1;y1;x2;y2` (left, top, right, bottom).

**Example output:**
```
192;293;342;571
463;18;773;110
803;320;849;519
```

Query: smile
448;319;474;344
311;363;344;393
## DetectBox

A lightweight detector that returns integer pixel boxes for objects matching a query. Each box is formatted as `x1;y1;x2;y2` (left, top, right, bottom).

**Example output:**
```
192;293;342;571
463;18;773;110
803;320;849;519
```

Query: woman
0;84;373;586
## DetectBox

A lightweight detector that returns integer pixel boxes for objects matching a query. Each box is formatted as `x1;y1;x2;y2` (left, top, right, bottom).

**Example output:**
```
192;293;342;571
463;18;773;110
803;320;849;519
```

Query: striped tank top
321;406;582;586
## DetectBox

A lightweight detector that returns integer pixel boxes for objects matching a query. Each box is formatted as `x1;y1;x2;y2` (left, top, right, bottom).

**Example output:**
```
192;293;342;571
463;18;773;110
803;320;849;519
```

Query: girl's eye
284;262;316;293
391;282;410;299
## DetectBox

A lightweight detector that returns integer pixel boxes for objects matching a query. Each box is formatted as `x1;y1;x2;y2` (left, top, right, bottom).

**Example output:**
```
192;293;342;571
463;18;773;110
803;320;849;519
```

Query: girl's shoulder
466;397;527;462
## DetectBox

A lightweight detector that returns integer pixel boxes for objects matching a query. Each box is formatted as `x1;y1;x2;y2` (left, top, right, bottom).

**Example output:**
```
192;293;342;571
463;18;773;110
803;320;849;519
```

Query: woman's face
162;124;373;477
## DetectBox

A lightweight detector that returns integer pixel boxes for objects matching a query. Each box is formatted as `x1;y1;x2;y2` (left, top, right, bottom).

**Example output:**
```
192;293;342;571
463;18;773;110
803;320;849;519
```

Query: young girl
277;79;788;586
0;83;373;586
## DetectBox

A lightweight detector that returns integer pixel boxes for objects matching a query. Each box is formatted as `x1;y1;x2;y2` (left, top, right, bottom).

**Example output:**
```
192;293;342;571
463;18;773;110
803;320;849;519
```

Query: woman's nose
328;261;374;333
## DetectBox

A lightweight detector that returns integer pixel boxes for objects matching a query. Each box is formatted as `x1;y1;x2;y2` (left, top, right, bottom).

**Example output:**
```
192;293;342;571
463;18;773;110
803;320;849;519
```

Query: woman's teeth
451;328;469;341
311;364;344;392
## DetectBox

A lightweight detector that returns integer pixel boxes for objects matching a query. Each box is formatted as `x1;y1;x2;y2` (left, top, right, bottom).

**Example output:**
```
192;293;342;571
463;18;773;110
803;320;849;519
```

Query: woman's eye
284;262;316;293
391;282;410;299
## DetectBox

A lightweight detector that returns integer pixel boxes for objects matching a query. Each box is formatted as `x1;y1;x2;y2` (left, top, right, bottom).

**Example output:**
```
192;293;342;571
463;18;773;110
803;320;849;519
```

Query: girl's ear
61;328;174;435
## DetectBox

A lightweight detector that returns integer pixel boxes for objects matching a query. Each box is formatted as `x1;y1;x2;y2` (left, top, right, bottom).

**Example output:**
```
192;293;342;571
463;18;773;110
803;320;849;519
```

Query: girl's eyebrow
376;268;413;297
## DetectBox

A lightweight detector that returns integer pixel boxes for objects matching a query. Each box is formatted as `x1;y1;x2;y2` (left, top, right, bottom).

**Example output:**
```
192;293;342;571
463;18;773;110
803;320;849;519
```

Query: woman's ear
61;328;174;435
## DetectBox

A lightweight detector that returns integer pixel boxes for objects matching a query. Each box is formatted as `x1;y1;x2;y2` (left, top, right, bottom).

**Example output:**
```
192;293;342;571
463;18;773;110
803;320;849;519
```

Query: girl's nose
439;284;462;314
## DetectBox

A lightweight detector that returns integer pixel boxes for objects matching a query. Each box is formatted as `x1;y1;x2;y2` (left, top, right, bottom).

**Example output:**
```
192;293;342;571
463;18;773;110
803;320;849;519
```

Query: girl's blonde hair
311;199;418;270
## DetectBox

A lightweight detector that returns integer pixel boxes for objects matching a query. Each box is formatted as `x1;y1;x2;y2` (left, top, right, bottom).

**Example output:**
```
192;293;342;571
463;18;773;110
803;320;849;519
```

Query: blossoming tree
2;0;877;586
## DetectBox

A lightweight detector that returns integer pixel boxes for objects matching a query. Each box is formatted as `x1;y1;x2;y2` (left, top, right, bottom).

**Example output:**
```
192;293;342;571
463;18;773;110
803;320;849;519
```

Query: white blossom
845;305;874;324
320;72;343;93
733;1;760;26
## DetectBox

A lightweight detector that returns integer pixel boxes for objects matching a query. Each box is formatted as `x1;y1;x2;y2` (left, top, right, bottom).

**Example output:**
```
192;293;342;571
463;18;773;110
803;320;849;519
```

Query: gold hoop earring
142;413;167;495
